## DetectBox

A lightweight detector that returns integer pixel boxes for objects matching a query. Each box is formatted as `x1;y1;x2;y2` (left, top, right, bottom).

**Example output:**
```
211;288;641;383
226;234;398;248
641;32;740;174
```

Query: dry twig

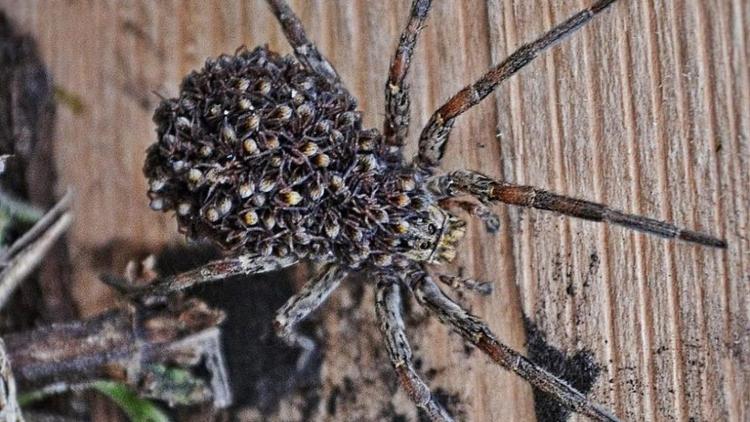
5;297;231;410
0;190;72;309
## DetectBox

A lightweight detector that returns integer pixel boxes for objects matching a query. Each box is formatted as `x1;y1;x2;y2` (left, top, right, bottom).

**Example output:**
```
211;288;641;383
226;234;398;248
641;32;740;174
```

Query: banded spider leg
431;170;727;248
414;0;619;169
273;263;347;369
102;254;298;295
405;268;621;422
266;0;352;99
376;277;453;421
383;0;433;148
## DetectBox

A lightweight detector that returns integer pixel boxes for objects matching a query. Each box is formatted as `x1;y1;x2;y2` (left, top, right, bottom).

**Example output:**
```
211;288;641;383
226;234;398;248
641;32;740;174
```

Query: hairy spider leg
376;278;454;422
437;273;494;296
415;0;619;169
273;263;347;369
436;170;727;248
407;268;621;422
111;255;299;296
265;0;351;97
384;0;433;148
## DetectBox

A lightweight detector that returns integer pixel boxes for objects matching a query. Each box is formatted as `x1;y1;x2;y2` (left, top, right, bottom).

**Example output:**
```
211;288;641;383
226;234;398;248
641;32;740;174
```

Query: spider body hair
145;47;466;270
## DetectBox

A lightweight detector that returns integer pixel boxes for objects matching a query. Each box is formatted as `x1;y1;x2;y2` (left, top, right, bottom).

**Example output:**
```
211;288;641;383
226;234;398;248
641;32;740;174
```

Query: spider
136;0;727;421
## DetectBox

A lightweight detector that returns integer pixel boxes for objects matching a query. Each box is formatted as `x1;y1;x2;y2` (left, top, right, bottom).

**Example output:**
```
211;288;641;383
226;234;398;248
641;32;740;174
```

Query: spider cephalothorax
137;1;727;421
145;46;465;269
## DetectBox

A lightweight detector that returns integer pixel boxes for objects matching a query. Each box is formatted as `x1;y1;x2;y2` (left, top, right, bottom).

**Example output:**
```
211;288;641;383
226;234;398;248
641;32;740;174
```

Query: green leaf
92;381;171;422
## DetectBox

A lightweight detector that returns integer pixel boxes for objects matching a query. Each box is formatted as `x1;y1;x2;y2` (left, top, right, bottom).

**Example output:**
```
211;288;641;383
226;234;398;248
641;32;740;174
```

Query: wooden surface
1;1;748;421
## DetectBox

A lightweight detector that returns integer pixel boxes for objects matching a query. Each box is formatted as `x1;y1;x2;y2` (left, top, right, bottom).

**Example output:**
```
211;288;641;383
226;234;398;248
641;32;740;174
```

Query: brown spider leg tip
592;0;620;14
679;230;728;249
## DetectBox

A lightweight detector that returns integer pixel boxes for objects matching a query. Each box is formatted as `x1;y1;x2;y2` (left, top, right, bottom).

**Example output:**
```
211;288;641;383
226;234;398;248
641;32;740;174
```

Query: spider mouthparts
435;216;466;263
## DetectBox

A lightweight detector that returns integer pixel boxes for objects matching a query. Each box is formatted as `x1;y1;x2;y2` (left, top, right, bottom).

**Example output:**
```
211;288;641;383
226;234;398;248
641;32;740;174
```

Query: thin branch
5;298;230;409
0;189;72;264
0;211;72;310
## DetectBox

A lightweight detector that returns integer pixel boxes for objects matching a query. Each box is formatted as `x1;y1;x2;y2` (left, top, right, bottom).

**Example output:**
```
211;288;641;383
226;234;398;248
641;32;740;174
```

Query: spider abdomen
144;46;444;268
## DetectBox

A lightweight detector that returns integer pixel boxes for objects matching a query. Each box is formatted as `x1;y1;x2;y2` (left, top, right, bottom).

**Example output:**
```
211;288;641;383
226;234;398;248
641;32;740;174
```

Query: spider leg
265;0;350;96
375;276;453;422
406;268;620;422
384;0;433;148
274;263;347;369
433;170;727;248
439;197;500;234
102;254;298;296
438;274;493;296
415;0;619;169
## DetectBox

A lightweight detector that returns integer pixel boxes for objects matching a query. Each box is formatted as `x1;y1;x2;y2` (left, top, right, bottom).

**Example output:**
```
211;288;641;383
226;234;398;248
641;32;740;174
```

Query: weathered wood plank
0;1;746;421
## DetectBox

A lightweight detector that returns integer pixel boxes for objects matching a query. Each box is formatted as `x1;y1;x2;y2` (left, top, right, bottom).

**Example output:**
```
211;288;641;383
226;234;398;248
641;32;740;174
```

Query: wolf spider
133;0;727;421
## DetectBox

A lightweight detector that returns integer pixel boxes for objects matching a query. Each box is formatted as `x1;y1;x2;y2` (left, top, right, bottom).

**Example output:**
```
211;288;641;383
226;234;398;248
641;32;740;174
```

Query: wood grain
1;1;747;421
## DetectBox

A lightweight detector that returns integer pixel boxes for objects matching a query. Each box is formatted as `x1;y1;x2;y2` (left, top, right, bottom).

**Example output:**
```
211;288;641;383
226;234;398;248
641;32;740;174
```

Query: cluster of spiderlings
145;47;436;268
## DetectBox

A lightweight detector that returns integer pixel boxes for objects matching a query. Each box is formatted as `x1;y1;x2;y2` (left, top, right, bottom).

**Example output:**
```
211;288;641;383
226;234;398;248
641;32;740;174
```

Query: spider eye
419;242;431;250
427;224;437;234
